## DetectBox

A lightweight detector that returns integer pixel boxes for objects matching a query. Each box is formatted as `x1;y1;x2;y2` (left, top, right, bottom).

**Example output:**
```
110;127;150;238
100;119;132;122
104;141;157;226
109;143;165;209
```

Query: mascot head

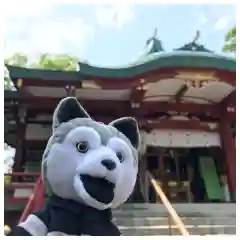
42;97;140;210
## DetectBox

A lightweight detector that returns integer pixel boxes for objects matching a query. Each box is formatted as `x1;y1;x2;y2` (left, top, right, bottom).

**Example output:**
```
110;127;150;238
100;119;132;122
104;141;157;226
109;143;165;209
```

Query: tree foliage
4;53;79;70
4;52;28;67
4;53;80;168
4;66;14;90
222;26;236;53
4;52;79;89
30;53;79;71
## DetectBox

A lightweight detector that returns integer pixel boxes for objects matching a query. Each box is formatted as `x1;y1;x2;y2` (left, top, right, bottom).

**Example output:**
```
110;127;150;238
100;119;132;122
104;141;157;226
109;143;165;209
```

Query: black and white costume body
8;97;140;236
9;195;120;236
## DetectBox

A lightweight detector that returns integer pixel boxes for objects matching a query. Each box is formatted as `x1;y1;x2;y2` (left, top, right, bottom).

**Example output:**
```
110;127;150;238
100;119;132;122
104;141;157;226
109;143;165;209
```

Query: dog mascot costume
8;97;140;236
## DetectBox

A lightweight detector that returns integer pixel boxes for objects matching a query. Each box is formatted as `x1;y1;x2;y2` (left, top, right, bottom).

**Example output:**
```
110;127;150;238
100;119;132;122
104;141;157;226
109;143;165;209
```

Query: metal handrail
146;171;190;236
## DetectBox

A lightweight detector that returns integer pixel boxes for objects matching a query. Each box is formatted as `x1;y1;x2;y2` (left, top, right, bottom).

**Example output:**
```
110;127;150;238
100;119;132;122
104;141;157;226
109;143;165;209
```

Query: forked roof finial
153;28;158;38
193;30;200;43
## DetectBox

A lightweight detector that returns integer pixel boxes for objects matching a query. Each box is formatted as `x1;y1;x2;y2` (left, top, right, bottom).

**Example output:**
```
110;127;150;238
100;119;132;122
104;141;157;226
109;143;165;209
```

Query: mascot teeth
8;97;140;236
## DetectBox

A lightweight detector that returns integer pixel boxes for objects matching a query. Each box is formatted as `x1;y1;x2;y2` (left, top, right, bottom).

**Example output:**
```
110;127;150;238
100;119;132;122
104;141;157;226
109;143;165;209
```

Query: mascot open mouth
80;174;115;204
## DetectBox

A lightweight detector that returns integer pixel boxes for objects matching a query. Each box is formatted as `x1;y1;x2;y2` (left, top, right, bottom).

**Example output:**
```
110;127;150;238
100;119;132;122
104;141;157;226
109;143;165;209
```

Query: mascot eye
76;141;89;153
116;152;124;163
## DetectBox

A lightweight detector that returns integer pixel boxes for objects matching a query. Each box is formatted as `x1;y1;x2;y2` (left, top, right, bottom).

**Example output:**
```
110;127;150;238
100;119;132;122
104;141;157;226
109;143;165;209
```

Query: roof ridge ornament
146;28;158;44
193;30;200;44
144;28;164;54
175;30;213;53
153;28;158;39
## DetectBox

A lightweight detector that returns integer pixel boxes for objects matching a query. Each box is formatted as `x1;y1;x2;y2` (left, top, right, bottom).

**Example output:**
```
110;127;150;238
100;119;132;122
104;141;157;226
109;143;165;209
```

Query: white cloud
4;1;50;19
191;5;235;41
5;18;94;57
4;2;94;58
214;16;231;31
95;4;135;29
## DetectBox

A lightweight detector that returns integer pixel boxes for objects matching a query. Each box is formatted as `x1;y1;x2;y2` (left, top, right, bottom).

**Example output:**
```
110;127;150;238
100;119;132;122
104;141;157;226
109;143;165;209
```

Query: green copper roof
175;42;212;52
5;31;236;81
78;51;235;79
78;31;235;79
6;65;83;82
175;31;213;53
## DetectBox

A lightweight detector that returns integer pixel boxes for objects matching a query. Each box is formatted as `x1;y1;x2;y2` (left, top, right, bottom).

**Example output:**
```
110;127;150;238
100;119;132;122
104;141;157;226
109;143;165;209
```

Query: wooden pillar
144;153;149;202
13;106;27;172
219;118;236;200
158;148;169;199
139;153;146;197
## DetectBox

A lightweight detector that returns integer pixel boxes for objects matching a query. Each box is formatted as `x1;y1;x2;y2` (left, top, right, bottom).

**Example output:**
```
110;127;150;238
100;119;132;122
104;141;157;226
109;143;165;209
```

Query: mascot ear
53;97;90;130
109;117;140;149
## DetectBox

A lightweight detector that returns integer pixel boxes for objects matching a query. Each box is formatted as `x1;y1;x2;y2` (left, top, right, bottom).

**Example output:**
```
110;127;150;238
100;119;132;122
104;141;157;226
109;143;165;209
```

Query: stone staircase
113;203;236;236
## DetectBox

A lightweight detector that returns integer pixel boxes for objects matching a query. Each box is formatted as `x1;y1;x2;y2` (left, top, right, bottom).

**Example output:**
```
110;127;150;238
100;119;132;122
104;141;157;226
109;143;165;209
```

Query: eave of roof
6;65;84;82
4;90;20;100
78;51;236;79
5;51;236;82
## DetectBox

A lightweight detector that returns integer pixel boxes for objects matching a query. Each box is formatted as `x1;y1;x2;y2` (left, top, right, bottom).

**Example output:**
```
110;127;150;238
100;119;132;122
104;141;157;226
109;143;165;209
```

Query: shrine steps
112;203;236;236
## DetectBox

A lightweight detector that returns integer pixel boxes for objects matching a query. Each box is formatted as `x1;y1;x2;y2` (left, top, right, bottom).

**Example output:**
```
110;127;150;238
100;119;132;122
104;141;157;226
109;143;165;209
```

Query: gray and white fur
42;97;140;210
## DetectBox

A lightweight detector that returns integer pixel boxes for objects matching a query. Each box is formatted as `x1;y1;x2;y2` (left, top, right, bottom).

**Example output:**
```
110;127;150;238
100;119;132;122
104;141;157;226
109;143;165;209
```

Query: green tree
4;52;28;67
4;66;14;90
4;53;28;90
222;26;236;53
5;53;79;71
35;53;78;71
4;53;79;89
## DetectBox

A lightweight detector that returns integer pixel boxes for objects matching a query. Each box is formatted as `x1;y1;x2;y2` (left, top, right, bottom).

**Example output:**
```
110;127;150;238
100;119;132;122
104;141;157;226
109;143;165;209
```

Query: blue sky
4;2;236;67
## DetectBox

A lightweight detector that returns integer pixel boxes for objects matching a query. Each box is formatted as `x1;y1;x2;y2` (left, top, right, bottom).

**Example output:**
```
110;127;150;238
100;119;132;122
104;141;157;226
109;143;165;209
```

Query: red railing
4;172;45;223
4;172;40;177
4;172;40;203
19;177;44;223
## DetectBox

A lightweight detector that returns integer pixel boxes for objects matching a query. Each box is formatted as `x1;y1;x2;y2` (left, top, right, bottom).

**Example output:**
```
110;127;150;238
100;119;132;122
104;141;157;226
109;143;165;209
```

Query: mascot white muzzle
43;97;140;210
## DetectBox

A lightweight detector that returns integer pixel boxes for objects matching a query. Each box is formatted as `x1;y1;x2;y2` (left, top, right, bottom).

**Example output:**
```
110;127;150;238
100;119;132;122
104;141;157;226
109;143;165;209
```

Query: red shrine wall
25;123;221;145
21;119;235;199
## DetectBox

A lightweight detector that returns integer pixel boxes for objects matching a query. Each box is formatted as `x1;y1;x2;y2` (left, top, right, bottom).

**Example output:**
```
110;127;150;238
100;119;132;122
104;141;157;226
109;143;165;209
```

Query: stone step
113;216;236;227
118;225;236;236
115;203;236;216
113;210;235;218
113;203;236;235
113;205;236;218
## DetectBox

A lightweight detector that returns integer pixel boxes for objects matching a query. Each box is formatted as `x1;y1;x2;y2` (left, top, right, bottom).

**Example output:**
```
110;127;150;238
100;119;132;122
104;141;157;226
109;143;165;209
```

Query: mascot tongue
80;174;115;204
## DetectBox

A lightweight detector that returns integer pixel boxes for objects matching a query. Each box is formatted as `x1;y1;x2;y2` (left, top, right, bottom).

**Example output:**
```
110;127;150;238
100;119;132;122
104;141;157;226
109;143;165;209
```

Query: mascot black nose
101;159;116;171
